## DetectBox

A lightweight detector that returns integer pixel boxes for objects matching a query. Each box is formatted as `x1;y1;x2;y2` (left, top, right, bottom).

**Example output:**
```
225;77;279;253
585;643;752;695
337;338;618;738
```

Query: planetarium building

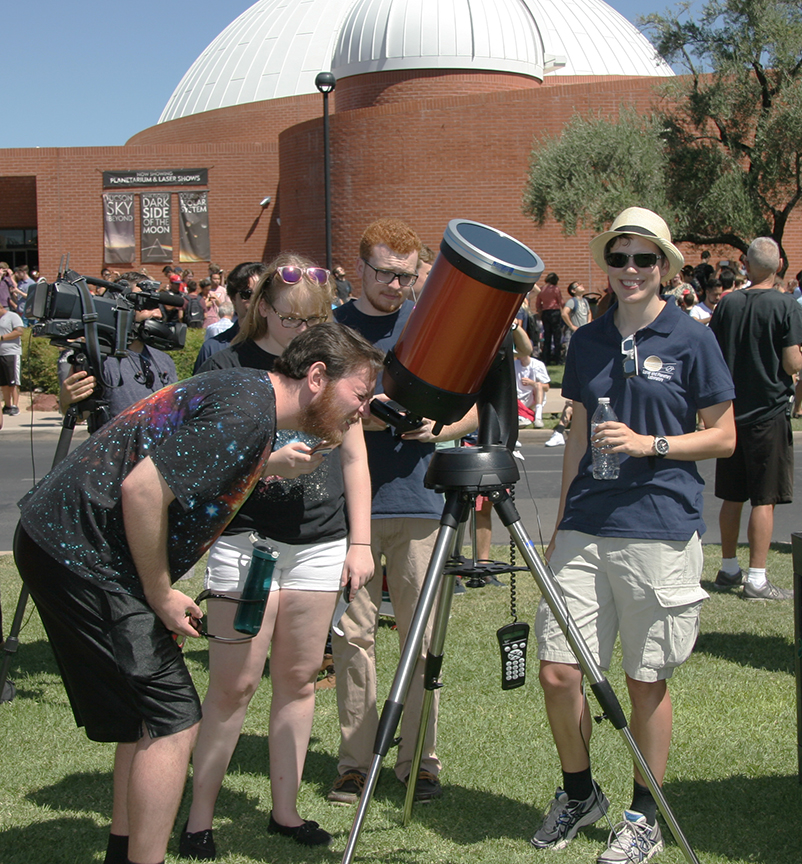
2;0;681;291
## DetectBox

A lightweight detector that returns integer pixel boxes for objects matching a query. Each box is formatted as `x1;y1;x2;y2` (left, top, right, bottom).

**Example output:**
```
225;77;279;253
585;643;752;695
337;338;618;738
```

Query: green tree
522;0;802;269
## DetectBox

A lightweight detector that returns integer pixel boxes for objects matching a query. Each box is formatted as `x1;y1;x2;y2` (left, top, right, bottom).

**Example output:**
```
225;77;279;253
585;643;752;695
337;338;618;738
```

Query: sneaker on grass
712;568;742;590
742;579;793;600
530;781;609;850
597;810;663;864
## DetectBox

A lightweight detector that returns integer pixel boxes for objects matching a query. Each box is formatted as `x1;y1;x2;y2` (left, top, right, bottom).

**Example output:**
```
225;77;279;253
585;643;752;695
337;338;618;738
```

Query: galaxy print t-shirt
18;368;277;597
199;340;346;544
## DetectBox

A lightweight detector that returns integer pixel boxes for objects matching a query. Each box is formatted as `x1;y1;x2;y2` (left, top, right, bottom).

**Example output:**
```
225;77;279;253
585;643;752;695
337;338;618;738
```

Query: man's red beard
299;380;347;446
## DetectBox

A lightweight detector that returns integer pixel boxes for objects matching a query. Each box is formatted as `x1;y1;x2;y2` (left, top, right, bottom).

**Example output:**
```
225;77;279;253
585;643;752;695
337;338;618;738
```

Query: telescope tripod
340;443;700;864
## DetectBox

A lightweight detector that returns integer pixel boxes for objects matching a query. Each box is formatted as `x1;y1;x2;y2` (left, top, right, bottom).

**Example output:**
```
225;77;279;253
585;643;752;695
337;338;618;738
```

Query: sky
3;0;681;150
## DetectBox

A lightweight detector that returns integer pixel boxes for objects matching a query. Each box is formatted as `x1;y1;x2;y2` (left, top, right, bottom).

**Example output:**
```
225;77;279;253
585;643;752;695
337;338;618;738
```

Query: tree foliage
522;0;802;266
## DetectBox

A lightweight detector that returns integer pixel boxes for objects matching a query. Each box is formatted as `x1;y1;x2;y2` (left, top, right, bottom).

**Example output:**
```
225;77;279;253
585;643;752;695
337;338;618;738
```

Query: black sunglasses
187;590;256;643
605;252;663;269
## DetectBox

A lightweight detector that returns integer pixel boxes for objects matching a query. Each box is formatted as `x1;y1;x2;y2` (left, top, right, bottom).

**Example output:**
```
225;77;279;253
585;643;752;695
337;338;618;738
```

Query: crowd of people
5;209;802;864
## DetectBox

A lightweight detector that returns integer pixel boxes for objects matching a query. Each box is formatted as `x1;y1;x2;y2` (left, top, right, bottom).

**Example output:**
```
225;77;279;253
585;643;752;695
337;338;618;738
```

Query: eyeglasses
605;252;663;269
621;336;638;379
269;304;328;329
185;590;256;643
361;259;418;288
134;356;155;388
274;265;330;285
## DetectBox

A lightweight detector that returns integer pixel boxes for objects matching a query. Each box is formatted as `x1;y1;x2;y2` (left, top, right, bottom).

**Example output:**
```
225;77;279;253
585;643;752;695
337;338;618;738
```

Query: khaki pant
332;517;441;781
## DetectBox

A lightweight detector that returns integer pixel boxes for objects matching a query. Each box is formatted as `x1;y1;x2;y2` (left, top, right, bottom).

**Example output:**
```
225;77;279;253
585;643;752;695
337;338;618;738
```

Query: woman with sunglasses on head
531;208;736;863
181;253;374;859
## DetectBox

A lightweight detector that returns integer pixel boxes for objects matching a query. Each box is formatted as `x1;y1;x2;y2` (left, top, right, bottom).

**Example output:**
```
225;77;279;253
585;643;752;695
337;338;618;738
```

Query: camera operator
58;272;178;422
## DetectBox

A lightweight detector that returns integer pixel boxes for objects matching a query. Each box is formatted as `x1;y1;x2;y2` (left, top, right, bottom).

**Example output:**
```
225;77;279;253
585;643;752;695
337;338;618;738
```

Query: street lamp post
315;71;336;271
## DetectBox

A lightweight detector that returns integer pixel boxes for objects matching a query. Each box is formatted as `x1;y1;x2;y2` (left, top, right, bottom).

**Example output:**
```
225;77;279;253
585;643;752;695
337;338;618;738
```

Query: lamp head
315;72;336;94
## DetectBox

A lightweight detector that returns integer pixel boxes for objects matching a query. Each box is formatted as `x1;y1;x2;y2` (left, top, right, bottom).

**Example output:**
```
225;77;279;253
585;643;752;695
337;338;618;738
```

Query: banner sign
103;193;135;264
179;192;210;262
140;192;173;263
103;169;208;188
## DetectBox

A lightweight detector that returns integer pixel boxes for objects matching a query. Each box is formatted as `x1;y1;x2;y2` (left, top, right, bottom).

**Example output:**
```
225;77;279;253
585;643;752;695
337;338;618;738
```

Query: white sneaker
533;418;544;428
597;810;663;863
545;430;565;447
518;416;532;428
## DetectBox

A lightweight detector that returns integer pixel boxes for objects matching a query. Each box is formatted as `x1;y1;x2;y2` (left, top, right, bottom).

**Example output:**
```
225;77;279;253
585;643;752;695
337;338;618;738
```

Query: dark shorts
14;524;201;743
715;411;794;506
0;354;20;387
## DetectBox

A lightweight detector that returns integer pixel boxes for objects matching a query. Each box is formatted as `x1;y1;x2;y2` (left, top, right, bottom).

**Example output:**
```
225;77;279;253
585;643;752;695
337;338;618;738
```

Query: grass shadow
693;631;793;674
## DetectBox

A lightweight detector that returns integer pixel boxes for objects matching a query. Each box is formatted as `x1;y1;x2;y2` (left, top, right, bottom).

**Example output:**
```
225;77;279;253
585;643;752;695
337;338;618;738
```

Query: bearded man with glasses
531;208;736;864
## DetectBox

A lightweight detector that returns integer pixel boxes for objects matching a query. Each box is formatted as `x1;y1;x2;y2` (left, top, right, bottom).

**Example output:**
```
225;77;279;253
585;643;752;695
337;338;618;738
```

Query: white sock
747;567;767;589
535;404;543;421
720;557;740;576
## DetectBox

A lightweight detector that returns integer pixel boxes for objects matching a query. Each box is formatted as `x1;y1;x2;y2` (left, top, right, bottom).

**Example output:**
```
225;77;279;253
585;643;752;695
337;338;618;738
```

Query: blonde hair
234;251;333;344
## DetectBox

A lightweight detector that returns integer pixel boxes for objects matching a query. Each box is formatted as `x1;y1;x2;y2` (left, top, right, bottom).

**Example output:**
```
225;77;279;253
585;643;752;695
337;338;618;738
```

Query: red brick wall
0;144;281;280
335;69;539;112
0;176;37;228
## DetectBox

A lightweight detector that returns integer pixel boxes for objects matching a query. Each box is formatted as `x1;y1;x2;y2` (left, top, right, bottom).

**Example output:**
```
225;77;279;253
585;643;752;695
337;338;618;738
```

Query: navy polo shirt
560;299;735;540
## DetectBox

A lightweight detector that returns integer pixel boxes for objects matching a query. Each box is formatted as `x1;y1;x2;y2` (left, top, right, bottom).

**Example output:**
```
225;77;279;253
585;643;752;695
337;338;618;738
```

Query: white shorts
205;534;346;593
536;530;707;682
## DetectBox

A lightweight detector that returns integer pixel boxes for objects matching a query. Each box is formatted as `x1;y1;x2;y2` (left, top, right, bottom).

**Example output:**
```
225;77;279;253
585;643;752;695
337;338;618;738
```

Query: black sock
554;423;566;435
103;834;128;864
630;781;657;824
562;767;593;802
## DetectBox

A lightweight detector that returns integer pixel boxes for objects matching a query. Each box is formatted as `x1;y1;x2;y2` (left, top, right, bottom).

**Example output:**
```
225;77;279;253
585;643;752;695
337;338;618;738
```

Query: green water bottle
233;536;279;636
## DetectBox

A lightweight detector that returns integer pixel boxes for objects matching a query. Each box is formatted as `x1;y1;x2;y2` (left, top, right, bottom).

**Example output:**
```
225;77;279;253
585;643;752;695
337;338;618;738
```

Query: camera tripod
340;442;701;864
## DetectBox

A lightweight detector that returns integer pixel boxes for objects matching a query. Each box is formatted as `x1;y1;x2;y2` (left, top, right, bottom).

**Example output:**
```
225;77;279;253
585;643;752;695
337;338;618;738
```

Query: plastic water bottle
233;536;279;635
590;397;620;481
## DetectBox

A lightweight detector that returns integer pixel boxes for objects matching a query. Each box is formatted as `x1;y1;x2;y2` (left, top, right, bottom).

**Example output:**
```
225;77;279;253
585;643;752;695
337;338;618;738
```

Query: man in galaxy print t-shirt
14;323;383;864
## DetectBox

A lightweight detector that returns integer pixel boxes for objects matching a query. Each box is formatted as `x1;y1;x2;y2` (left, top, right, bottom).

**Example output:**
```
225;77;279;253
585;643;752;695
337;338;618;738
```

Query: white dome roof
525;0;673;78
331;0;543;81
159;0;672;124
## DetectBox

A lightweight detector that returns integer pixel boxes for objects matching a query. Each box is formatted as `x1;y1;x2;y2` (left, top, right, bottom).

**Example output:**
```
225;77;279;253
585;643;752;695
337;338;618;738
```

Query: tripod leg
0;583;27;702
402;564;457;824
491;491;701;864
341;492;468;864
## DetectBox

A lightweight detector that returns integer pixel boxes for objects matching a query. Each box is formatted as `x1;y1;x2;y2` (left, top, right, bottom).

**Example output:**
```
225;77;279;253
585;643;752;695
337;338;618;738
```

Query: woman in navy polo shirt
531;208;736;863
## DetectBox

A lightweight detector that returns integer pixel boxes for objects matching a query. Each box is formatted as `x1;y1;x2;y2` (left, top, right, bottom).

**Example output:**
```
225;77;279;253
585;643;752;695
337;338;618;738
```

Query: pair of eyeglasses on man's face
605;252;663;269
361;259;418;288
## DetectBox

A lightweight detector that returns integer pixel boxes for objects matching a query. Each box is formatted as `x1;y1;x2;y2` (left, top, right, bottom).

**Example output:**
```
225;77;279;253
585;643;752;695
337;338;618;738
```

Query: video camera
27;261;187;355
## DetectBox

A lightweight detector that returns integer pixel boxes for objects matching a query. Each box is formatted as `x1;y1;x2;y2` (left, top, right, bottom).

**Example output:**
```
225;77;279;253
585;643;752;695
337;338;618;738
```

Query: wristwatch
653;436;670;457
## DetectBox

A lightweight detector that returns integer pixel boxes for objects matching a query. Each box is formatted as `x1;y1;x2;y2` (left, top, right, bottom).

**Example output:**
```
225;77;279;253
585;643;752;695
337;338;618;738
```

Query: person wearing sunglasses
59;271;178;423
531;208;736;863
193;261;269;372
181;253;374;857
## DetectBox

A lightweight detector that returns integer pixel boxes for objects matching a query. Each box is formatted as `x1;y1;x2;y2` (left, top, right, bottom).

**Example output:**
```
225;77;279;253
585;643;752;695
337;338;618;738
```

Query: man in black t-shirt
710;237;802;600
14;324;383;864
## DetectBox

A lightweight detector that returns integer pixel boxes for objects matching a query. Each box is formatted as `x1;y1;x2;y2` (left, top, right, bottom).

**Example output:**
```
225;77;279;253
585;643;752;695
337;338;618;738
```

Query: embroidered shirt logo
642;355;676;383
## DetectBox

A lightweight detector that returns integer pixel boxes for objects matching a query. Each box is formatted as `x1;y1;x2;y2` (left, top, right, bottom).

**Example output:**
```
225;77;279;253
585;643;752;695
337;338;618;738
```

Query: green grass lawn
0;544;799;863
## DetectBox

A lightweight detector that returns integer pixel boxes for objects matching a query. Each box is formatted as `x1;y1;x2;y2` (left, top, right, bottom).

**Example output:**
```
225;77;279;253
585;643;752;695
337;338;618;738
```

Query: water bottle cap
598;397;610;404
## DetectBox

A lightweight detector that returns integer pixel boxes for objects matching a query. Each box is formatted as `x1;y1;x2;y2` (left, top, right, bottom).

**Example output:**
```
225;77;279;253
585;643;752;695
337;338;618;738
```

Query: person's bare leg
539;661;592;772
110;742;136;836
475;500;493;562
185;594;278;833
718;500;744;559
267;589;337;825
746;503;775;569
127;722;199;864
626;676;671;788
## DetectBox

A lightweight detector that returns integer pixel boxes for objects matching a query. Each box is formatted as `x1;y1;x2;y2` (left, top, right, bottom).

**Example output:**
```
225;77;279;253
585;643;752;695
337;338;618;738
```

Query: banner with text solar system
103;193;135;264
178;191;210;262
140;192;173;263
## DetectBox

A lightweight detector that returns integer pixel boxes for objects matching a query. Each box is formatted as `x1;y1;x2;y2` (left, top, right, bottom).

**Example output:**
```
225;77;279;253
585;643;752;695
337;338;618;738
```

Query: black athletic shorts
14;524;202;743
714;410;794;506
